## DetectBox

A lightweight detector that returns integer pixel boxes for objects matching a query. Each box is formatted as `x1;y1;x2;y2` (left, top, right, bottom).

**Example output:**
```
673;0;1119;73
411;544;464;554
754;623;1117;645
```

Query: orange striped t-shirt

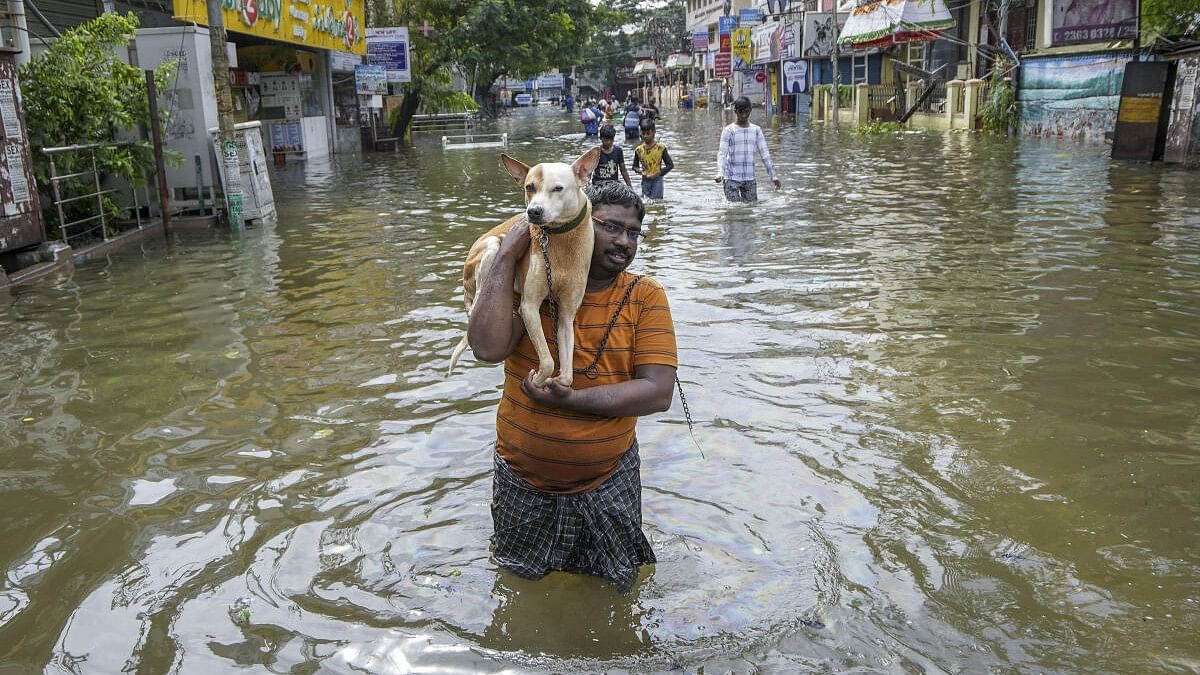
496;272;677;494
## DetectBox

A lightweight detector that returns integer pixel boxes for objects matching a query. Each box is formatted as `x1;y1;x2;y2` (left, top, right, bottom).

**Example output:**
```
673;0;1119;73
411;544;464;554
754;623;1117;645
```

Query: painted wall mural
1018;53;1131;142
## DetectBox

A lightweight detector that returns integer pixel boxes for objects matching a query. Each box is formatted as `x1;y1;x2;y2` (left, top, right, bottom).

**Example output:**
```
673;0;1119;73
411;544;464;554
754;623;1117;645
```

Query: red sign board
715;52;731;77
720;34;731;52
755;71;767;83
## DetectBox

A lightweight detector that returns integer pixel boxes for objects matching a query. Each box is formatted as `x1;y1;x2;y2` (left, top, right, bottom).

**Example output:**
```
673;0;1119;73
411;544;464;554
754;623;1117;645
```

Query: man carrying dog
715;96;782;202
467;182;676;592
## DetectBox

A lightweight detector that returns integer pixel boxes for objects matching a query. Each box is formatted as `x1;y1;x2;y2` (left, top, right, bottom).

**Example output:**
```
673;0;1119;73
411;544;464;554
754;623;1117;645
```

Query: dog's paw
549;373;573;389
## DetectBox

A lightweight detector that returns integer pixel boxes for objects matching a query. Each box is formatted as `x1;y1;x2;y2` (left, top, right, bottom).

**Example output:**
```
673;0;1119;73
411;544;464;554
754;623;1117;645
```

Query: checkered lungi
490;441;655;592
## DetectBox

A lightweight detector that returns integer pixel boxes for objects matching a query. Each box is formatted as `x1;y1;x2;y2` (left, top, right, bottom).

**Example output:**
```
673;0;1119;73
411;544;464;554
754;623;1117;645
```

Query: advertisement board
366;27;411;83
355;64;387;95
173;0;365;55
802;12;848;58
782;58;808;94
1050;0;1136;45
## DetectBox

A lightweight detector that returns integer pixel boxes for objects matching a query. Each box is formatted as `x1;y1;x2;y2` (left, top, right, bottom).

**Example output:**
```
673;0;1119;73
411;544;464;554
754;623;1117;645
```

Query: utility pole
830;0;840;126
205;0;243;226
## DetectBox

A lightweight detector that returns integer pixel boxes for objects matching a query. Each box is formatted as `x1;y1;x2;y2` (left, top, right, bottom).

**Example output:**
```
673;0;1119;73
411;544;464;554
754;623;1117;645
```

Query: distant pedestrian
623;99;642;141
593;125;632;187
632;120;673;200
715;96;780;203
641;98;659;121
581;100;603;136
565;94;574;114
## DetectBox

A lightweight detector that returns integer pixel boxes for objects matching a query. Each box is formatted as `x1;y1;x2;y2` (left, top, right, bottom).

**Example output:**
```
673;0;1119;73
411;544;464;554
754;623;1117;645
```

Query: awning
633;60;658;75
837;0;956;49
665;53;692;69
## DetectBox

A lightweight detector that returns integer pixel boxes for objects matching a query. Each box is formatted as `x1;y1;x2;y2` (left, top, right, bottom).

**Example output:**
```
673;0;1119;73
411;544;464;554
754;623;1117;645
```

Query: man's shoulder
627;273;667;298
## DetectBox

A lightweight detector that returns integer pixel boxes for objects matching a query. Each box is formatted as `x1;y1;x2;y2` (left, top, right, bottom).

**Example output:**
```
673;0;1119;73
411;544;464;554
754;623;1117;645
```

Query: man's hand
714;176;724;183
772;178;782;190
522;370;573;407
499;220;531;258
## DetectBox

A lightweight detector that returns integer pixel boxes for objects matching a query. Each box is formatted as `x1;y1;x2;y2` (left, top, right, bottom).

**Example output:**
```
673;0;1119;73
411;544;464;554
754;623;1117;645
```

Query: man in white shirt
715;97;782;202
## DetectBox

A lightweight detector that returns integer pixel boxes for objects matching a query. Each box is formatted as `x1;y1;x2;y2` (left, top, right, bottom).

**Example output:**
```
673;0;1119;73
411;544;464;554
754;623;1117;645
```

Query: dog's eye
525;184;535;192
553;186;564;192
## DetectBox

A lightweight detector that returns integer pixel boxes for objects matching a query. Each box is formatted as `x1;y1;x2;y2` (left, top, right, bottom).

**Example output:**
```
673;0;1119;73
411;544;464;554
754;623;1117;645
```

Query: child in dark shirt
591;125;632;186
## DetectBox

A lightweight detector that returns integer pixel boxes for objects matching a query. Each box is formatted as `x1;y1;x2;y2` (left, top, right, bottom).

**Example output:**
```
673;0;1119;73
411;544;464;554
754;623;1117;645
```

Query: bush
20;12;176;240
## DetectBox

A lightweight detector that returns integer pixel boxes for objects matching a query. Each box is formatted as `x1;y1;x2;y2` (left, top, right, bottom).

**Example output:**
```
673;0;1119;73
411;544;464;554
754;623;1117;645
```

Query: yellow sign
732;28;753;65
173;0;366;56
1117;96;1161;124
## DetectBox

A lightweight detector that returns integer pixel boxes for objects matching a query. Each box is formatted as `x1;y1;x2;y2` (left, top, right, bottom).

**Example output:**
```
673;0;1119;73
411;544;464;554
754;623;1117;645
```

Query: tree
367;0;598;142
20;12;176;239
1141;0;1200;42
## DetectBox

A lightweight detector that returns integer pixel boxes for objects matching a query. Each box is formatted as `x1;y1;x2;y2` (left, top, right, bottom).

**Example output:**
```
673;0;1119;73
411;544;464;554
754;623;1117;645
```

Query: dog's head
499;148;601;225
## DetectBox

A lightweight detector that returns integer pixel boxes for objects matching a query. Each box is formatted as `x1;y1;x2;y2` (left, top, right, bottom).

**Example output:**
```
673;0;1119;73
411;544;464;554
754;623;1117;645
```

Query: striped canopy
837;0;956;48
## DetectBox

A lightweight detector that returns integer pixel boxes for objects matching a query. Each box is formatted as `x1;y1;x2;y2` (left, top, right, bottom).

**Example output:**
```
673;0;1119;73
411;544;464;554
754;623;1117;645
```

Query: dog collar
538;200;589;235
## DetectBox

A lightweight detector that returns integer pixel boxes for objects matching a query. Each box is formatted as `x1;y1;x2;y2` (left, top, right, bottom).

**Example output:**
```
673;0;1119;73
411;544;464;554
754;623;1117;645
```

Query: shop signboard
330;50;361;73
536;72;565;89
752;21;780;64
738;8;764;26
732;28;753;69
366;27;411;83
719;15;736;36
172;0;366;55
715;52;731;77
782;58;808;94
693;30;709;51
355;65;388;95
1051;0;1135;45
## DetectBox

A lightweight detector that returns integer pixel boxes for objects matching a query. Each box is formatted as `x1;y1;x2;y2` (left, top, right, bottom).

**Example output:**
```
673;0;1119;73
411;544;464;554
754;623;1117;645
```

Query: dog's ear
499;154;530;184
570;147;602;186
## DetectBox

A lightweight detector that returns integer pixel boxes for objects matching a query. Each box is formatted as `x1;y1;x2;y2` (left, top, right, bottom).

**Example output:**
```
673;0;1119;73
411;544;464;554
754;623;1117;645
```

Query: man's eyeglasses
591;217;647;242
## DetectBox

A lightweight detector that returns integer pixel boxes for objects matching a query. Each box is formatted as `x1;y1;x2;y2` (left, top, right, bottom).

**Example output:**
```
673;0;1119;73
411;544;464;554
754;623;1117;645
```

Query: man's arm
658;147;674;177
715;126;730;182
467;224;529;362
618;150;633;186
756;126;781;188
631;148;643;174
521;364;675;417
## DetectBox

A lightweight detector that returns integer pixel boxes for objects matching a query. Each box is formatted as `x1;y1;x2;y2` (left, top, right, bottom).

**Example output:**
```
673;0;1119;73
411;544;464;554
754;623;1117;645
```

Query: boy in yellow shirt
631;120;674;200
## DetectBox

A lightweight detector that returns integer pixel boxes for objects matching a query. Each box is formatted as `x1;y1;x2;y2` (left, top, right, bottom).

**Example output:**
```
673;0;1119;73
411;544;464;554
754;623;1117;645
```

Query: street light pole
205;0;244;227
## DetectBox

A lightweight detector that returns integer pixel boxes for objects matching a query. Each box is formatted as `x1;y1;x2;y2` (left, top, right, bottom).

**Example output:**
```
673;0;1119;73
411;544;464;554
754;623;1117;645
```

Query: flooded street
2;107;1198;673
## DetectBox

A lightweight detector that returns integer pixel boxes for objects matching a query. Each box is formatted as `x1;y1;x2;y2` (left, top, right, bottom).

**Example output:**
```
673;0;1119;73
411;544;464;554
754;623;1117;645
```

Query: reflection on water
1;108;1198;673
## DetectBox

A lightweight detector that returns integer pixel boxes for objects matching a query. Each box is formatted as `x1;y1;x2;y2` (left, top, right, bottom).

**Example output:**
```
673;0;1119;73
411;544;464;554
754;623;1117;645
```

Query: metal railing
866;85;898;120
916;82;948;114
409;112;478;134
43;141;155;246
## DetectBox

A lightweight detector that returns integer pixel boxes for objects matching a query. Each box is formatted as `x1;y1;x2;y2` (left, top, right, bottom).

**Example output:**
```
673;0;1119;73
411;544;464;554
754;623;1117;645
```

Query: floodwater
2;106;1198;674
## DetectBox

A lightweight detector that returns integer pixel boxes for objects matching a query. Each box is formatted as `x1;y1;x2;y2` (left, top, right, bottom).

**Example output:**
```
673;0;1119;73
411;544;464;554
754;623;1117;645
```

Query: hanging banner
693;30;709;50
367;27;411;83
715;52;732;77
172;0;365;55
719;15;737;36
1050;0;1136;45
738;8;764;26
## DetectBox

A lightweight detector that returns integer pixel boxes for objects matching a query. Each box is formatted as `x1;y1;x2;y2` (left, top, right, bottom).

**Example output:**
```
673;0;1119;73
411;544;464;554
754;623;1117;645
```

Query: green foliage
814;83;854;105
20;12;177;240
855;120;906;135
1141;0;1200;41
980;62;1020;136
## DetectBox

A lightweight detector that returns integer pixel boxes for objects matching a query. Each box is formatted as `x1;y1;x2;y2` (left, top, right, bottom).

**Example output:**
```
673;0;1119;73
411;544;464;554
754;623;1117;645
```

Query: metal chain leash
535;236;705;459
536;224;558;323
578;275;639;380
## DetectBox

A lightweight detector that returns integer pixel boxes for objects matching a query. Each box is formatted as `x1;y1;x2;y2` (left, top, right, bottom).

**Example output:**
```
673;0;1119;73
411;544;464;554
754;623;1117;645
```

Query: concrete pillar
855;83;870;125
946;79;964;127
965;78;983;129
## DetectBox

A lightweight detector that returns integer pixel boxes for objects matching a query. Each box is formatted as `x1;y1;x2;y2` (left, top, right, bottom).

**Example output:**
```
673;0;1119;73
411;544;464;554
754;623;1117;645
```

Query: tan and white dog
448;148;601;387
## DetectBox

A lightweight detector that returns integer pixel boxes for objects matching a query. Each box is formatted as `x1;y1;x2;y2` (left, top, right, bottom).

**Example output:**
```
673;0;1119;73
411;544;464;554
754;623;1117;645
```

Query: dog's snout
526;206;545;223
